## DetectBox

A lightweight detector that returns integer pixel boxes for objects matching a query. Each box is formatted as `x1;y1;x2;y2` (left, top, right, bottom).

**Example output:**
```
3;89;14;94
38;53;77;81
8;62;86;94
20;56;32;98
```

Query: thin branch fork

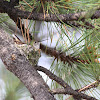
35;65;97;100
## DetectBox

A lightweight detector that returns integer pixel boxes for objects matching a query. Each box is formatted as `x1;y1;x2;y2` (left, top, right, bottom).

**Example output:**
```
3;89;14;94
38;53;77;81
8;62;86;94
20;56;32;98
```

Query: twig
51;80;100;94
77;80;100;92
40;43;80;65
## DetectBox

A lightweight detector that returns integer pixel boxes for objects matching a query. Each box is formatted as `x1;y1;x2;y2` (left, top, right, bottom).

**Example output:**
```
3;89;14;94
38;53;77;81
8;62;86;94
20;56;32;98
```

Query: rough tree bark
0;28;56;100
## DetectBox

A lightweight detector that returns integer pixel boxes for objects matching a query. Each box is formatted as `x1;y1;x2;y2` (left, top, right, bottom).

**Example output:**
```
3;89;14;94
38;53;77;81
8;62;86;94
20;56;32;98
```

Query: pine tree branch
0;0;96;31
0;1;99;100
0;28;56;100
1;19;92;66
0;1;100;22
1;1;94;65
40;43;80;65
35;65;97;100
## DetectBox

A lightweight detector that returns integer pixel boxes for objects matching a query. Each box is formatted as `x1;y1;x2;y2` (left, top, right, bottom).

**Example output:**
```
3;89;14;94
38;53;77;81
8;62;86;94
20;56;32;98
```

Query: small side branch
51;80;100;94
40;43;80;65
77;80;100;92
